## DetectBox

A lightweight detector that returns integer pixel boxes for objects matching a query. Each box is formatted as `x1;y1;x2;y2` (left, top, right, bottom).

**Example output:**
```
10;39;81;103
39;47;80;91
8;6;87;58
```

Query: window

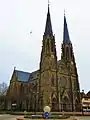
51;75;54;86
51;40;54;52
66;47;69;59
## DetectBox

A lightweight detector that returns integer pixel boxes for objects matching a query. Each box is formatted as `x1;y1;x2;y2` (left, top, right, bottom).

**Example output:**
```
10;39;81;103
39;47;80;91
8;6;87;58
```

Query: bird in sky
30;31;32;34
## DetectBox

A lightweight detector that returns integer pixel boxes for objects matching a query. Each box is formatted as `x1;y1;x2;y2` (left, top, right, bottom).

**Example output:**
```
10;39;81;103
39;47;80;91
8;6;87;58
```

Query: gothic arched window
51;40;54;52
51;93;57;111
62;96;69;111
62;45;65;57
51;75;54;86
66;47;69;59
20;83;23;94
70;47;72;58
47;39;49;51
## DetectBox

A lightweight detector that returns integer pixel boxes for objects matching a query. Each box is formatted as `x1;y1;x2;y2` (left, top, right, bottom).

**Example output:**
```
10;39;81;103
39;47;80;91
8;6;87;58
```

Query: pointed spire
48;0;49;6
63;13;71;44
44;2;53;36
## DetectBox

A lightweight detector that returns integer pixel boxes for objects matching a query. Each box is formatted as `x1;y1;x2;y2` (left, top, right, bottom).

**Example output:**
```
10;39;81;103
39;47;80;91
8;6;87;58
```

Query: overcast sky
0;0;90;93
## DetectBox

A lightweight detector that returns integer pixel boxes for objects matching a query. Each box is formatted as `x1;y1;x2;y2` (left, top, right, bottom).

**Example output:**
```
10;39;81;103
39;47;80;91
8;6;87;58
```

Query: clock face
60;76;67;87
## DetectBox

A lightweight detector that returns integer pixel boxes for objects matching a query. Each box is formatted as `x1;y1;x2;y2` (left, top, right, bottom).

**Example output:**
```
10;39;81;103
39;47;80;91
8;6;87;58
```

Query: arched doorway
51;97;57;111
62;96;69;111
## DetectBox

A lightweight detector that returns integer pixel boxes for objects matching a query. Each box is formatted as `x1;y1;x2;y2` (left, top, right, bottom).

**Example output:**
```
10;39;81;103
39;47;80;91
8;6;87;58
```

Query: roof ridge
30;69;39;74
15;69;30;74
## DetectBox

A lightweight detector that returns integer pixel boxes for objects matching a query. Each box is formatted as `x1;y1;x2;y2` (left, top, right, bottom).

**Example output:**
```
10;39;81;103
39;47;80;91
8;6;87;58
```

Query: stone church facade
2;5;81;112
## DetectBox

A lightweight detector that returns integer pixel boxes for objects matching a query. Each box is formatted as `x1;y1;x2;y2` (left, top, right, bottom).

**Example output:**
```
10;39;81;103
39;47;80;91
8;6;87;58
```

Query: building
2;4;81;112
81;91;90;111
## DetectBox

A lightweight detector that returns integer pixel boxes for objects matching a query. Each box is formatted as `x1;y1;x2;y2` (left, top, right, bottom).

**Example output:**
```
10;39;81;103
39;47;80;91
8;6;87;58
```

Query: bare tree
0;82;8;95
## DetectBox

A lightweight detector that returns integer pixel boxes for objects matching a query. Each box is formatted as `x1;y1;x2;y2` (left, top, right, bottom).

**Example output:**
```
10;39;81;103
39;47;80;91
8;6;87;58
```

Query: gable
10;70;17;83
10;68;40;83
57;59;72;75
28;70;40;81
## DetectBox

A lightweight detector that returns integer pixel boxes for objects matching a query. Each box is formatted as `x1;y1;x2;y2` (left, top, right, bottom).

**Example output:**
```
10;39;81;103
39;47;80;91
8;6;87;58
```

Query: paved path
0;114;24;120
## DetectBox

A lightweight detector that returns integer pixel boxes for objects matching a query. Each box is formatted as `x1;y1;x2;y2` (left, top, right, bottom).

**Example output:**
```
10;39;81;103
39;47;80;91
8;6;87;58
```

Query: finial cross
64;9;65;16
48;0;50;6
64;9;66;16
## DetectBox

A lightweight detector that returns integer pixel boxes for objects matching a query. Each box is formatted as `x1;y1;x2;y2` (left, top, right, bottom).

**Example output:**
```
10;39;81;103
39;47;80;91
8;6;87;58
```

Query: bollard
24;110;27;118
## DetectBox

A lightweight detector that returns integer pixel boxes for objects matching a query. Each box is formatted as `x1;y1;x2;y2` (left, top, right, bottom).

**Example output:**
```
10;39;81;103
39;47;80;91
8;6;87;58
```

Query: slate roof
14;69;39;82
15;70;30;82
28;70;39;81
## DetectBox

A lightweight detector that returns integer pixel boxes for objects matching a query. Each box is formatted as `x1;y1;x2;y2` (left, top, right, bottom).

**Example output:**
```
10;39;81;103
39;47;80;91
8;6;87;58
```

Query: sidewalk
6;116;24;120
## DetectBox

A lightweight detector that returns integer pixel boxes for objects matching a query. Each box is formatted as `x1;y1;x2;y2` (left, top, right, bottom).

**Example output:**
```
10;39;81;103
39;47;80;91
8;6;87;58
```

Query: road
0;114;24;120
0;114;90;120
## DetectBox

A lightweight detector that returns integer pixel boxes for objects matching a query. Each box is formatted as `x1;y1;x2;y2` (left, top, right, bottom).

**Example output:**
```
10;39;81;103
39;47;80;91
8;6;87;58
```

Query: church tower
61;14;73;60
60;14;81;111
39;4;58;111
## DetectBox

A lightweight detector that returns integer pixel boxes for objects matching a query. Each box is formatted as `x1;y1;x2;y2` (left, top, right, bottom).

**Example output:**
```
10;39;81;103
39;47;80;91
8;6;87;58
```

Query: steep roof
86;91;90;97
28;70;40;81
15;70;30;82
44;4;53;36
13;69;39;82
63;14;71;44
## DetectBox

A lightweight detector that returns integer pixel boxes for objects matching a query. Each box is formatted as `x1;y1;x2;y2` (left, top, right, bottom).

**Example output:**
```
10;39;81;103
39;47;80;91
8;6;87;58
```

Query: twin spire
44;3;53;36
44;3;71;44
63;13;71;44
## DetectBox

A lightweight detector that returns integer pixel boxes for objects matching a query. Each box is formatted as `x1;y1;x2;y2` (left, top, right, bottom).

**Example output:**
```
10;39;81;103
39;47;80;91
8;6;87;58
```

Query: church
3;4;81;112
